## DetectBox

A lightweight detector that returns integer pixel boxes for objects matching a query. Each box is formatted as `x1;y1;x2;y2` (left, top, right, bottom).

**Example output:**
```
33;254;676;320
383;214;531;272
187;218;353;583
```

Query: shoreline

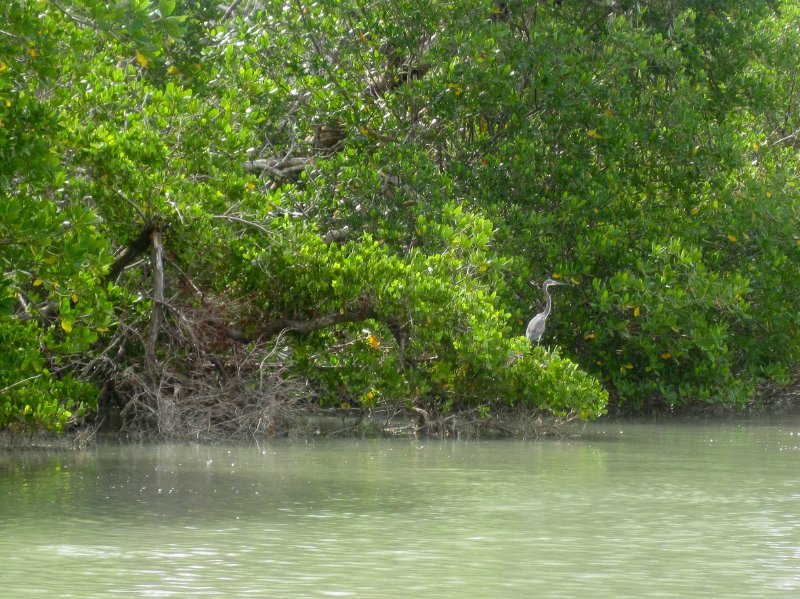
2;394;798;450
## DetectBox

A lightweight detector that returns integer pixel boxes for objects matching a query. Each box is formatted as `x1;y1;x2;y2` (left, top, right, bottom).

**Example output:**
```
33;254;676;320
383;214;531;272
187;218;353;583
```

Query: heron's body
525;312;548;344
526;278;567;344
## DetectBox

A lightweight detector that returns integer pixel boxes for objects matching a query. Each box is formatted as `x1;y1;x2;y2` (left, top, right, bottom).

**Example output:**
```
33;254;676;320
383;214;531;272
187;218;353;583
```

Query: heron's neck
543;289;552;317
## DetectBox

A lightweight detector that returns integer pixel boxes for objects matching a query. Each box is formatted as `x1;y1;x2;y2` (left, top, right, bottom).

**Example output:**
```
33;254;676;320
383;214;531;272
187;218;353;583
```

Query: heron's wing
526;313;547;341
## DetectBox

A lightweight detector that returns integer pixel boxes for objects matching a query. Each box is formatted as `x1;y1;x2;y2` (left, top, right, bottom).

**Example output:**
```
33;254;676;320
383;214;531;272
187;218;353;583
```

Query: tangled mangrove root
96;295;308;440
115;357;304;441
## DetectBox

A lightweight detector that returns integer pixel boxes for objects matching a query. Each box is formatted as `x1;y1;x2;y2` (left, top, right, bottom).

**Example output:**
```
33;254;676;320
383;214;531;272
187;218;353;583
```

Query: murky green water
1;419;799;597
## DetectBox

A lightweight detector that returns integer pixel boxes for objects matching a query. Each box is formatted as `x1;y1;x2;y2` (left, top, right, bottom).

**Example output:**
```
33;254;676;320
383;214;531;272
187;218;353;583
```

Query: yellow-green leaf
135;50;150;68
61;319;73;333
448;83;463;95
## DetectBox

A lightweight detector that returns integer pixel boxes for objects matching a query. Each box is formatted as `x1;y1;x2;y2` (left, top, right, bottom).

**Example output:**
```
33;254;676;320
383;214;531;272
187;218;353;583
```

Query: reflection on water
1;419;799;597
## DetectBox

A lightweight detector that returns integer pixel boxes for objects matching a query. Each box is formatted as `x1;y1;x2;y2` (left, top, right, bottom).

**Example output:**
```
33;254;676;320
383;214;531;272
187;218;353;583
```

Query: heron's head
542;278;568;288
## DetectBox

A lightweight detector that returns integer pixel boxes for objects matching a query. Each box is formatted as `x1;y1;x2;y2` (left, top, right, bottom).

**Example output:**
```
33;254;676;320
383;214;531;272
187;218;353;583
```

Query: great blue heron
526;278;568;345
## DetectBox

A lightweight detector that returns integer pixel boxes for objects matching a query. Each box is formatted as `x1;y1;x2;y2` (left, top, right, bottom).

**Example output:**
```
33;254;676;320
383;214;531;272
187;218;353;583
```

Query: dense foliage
1;0;798;433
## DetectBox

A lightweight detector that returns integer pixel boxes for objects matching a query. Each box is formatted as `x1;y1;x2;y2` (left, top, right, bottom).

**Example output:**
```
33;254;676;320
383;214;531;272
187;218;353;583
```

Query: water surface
1;419;799;597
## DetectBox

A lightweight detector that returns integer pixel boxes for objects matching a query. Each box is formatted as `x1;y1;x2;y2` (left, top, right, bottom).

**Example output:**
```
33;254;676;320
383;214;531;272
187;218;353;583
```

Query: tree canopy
2;0;798;435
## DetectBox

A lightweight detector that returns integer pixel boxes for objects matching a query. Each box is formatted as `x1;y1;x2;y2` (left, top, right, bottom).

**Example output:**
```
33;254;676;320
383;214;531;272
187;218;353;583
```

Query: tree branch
105;225;154;284
145;228;165;381
261;303;378;337
243;156;315;179
221;0;244;22
206;300;379;344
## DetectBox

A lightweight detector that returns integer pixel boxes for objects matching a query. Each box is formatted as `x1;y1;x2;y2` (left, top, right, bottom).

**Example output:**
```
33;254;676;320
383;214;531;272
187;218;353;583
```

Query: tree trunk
145;227;165;382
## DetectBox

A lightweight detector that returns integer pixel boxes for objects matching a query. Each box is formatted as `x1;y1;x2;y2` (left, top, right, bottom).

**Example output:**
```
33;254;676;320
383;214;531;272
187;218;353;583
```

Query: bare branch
770;129;800;147
145;228;165;380
0;373;44;395
105;225;154;284
221;0;244;22
261;302;378;337
243;156;315;179
211;214;274;236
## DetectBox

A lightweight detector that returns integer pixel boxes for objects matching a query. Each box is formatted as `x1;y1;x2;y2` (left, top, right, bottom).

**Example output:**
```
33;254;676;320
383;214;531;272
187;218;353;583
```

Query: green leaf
159;0;176;18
